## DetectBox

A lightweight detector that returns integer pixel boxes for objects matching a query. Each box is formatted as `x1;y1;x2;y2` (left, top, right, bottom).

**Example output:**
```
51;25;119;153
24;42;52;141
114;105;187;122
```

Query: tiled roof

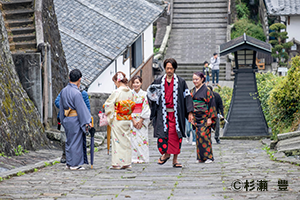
220;33;271;56
54;0;165;87
264;0;300;16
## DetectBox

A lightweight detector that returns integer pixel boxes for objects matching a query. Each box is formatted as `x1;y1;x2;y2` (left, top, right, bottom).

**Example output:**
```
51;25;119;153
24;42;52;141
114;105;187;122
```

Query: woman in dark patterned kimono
190;72;217;163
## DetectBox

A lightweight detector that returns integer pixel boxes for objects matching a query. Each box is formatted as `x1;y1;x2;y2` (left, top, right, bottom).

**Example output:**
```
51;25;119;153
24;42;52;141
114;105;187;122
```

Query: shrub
268;56;300;136
231;19;266;42
256;72;282;129
214;86;233;118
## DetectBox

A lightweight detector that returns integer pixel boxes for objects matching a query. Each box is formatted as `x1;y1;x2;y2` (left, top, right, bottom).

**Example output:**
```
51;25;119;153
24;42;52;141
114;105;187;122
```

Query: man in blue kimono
59;69;91;170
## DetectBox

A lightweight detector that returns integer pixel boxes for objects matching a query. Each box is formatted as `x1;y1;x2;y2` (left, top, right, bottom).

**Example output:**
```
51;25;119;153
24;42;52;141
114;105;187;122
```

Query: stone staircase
0;0;36;53
166;0;229;81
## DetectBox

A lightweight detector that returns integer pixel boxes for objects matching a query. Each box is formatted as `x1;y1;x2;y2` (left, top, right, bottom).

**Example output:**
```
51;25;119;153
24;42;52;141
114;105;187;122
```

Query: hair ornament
117;73;124;82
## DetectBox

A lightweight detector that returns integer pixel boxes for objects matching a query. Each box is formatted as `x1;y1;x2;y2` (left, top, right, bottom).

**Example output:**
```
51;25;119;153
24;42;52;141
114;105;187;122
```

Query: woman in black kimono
190;72;217;163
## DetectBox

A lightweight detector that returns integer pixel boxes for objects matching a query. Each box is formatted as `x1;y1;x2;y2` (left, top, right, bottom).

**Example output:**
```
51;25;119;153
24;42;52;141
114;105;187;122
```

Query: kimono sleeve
206;89;217;119
74;92;91;132
183;81;194;114
104;90;118;125
141;96;151;125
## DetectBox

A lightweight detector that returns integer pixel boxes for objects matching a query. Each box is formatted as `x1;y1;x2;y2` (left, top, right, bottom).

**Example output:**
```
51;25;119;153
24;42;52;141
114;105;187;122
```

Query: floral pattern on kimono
130;89;151;163
104;86;134;167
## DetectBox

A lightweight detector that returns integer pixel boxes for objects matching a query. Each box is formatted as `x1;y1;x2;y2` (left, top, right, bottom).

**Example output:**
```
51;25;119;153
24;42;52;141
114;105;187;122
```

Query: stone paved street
0;127;300;200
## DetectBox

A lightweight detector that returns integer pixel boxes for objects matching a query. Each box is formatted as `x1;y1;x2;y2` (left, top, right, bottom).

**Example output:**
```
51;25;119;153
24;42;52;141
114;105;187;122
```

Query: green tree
231;19;266;41
235;0;250;19
269;23;293;67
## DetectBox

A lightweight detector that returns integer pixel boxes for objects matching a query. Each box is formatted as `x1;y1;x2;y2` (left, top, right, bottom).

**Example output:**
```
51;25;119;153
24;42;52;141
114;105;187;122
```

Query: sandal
121;165;132;169
173;163;182;168
109;166;122;170
70;166;85;170
157;155;170;165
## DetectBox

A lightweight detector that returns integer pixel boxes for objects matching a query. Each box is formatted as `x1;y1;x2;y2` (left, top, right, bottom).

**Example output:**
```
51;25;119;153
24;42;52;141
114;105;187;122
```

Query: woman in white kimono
131;76;151;163
104;72;135;170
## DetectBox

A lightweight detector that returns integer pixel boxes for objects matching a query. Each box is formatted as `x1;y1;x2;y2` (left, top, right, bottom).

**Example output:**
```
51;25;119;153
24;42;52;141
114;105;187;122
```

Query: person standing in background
202;61;210;86
210;53;220;87
207;85;224;144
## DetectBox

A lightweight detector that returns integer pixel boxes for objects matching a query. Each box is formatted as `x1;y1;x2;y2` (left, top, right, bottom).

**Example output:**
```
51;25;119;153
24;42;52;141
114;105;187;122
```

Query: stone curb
0;142;108;180
0;157;60;180
261;139;300;166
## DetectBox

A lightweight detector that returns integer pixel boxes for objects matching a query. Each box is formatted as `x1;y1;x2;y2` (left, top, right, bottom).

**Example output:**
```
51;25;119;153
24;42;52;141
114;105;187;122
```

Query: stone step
278;131;300;141
173;18;227;24
9;41;36;51
2;8;34;20
173;3;227;9
174;8;227;14
5;18;33;28
8;26;35;35
173;13;228;19
8;33;35;43
276;136;300;153
172;23;227;29
0;0;33;10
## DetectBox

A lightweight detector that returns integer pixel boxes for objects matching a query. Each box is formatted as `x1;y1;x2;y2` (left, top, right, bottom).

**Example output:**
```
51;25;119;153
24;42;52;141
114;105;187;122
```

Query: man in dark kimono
148;58;194;168
59;69;91;170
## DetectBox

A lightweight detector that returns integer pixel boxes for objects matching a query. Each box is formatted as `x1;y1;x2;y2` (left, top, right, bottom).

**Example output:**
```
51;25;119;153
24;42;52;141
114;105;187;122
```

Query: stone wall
88;92;111;133
42;0;69;125
0;11;48;155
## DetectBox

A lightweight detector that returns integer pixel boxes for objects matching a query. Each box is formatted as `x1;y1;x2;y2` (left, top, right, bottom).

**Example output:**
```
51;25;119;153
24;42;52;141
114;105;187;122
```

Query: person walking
55;87;91;164
202;61;210;86
130;75;151;163
210;53;220;87
185;118;196;145
207;85;224;144
104;72;135;170
190;72;217;163
59;69;92;170
148;58;194;168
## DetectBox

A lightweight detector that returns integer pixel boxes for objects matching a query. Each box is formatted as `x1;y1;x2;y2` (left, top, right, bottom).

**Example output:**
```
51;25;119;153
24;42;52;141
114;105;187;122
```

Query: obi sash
64;108;77;117
132;103;143;114
115;100;136;120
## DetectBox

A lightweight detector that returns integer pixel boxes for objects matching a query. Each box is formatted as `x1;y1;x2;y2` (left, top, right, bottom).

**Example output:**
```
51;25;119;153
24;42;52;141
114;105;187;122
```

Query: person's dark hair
69;69;82;82
204;61;209;65
164;58;177;71
207;85;213;91
112;71;128;84
194;72;206;83
213;53;218;56
131;75;142;83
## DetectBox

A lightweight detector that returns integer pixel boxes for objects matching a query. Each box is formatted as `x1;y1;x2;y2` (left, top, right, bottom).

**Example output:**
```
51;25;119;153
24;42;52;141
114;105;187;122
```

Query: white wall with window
117;54;130;79
88;61;115;93
287;16;300;41
144;24;153;62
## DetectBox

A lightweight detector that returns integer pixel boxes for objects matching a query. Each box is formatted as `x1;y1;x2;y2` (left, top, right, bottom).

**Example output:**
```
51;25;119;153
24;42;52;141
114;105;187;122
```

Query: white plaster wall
144;24;153;62
287;16;300;41
117;55;130;79
88;61;115;93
